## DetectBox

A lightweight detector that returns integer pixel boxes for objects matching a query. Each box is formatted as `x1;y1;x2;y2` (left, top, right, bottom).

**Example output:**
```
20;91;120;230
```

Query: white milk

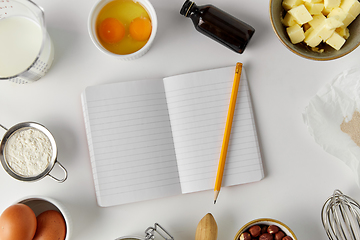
0;16;43;78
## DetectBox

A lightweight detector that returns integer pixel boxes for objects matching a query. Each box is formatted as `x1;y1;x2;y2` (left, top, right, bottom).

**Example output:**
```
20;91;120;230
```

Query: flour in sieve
4;128;52;177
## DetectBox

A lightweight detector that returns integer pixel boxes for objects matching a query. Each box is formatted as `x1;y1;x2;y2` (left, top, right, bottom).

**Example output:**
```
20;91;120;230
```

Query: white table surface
1;0;360;239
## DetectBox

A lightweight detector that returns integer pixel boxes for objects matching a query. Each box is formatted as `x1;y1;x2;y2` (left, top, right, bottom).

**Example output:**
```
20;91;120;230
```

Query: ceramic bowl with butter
16;196;72;240
88;0;158;60
269;0;360;60
233;218;297;240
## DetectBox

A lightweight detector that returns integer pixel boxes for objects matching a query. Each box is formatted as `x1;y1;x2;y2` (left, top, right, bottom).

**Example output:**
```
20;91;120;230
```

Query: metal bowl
0;122;67;182
269;0;360;60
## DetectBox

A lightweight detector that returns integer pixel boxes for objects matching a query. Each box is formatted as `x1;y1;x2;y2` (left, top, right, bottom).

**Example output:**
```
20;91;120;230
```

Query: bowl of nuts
233;218;297;240
269;0;360;60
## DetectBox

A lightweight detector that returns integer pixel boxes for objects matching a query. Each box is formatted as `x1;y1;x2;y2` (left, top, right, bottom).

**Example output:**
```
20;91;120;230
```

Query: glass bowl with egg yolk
96;0;152;55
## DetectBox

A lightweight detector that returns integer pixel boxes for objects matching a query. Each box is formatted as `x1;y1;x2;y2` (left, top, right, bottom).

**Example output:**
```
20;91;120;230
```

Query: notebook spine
81;93;103;206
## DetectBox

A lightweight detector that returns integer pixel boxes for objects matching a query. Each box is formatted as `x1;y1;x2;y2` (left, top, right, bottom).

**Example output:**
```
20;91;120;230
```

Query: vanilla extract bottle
180;0;255;54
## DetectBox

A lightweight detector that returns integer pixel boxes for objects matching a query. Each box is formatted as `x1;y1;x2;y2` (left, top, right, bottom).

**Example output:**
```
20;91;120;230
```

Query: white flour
5;128;52;177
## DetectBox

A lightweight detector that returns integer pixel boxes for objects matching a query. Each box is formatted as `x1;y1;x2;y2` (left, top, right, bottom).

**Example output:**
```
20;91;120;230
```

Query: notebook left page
81;79;181;207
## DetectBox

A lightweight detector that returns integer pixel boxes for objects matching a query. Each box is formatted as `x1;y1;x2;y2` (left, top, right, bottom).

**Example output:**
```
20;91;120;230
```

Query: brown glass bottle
180;0;255;54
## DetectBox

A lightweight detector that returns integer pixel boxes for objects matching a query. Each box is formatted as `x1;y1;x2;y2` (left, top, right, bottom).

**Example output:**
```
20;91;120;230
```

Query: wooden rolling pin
195;213;218;240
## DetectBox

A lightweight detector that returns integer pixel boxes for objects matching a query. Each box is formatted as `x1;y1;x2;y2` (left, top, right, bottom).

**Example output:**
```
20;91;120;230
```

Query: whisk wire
321;190;360;240
340;200;355;240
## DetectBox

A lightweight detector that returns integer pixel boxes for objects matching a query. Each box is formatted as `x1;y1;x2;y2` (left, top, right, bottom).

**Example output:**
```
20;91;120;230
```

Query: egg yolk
98;18;125;44
129;17;152;41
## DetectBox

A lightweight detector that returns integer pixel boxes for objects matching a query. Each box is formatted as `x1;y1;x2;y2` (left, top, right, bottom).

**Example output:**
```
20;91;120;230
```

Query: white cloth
303;67;360;185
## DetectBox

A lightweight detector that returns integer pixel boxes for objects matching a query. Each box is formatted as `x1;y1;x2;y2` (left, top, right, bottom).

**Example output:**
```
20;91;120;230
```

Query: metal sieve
0;122;67;182
115;223;174;240
321;189;360;240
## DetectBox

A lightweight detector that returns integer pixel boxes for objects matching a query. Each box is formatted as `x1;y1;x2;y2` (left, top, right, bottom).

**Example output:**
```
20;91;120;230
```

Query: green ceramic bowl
269;0;360;60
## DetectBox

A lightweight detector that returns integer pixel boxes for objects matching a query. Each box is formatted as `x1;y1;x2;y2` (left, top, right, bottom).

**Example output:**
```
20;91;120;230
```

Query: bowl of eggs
88;0;157;60
269;0;360;60
0;196;71;240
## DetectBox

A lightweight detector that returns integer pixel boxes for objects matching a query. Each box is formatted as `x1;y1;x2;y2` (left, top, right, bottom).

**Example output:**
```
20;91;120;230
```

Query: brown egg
0;203;37;240
33;210;66;240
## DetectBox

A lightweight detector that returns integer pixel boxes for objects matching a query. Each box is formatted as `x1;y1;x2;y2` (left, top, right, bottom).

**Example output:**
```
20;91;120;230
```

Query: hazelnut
259;233;274;240
239;232;251;240
261;225;268;234
282;236;293;240
267;225;279;234
274;231;285;240
249;225;261;237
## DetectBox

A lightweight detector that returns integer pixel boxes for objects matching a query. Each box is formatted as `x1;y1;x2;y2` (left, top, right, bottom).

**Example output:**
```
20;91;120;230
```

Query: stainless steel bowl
0;122;67;182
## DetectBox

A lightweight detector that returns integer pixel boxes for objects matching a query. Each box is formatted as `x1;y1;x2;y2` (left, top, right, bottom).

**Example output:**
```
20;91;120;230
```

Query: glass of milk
0;0;54;84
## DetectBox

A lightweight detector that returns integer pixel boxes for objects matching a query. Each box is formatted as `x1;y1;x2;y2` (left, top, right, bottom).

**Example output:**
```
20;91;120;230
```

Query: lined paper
163;67;263;193
82;79;181;207
82;66;264;207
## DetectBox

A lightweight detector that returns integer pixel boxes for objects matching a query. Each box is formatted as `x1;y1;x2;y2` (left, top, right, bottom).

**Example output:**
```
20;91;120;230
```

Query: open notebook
81;65;264;207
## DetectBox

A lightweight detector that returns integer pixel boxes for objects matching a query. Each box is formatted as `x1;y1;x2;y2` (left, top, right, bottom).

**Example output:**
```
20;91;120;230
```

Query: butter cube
283;0;303;10
318;22;336;40
282;12;298;26
340;0;360;17
336;26;350;39
304;27;323;46
319;24;335;41
326;31;346;49
304;26;314;37
324;0;341;9
327;8;348;22
307;20;335;41
289;4;313;24
342;12;356;26
308;13;326;28
322;7;332;15
286;24;306;44
326;17;344;28
303;0;322;3
305;2;324;14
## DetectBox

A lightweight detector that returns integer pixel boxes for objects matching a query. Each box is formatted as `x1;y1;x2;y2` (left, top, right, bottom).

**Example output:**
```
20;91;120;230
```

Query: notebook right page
163;66;264;194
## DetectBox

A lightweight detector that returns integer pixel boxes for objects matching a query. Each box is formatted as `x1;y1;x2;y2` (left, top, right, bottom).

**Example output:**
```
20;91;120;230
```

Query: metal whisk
321;189;360;240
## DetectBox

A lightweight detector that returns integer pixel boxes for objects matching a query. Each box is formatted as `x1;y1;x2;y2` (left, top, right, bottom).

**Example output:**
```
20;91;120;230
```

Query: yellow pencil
214;62;243;204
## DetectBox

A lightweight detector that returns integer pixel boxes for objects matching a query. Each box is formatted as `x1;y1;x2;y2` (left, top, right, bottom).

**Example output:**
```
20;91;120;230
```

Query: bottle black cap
180;0;194;17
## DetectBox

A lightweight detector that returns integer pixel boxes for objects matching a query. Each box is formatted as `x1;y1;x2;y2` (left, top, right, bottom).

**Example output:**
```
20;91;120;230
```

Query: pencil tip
214;191;219;204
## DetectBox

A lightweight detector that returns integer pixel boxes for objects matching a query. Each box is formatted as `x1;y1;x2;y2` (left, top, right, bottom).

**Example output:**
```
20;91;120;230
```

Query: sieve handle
48;161;68;183
0;124;8;140
0;124;8;131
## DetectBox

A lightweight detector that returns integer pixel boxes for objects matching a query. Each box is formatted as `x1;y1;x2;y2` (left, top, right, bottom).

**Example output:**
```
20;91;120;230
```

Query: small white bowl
88;0;158;61
233;218;297;240
16;196;72;240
